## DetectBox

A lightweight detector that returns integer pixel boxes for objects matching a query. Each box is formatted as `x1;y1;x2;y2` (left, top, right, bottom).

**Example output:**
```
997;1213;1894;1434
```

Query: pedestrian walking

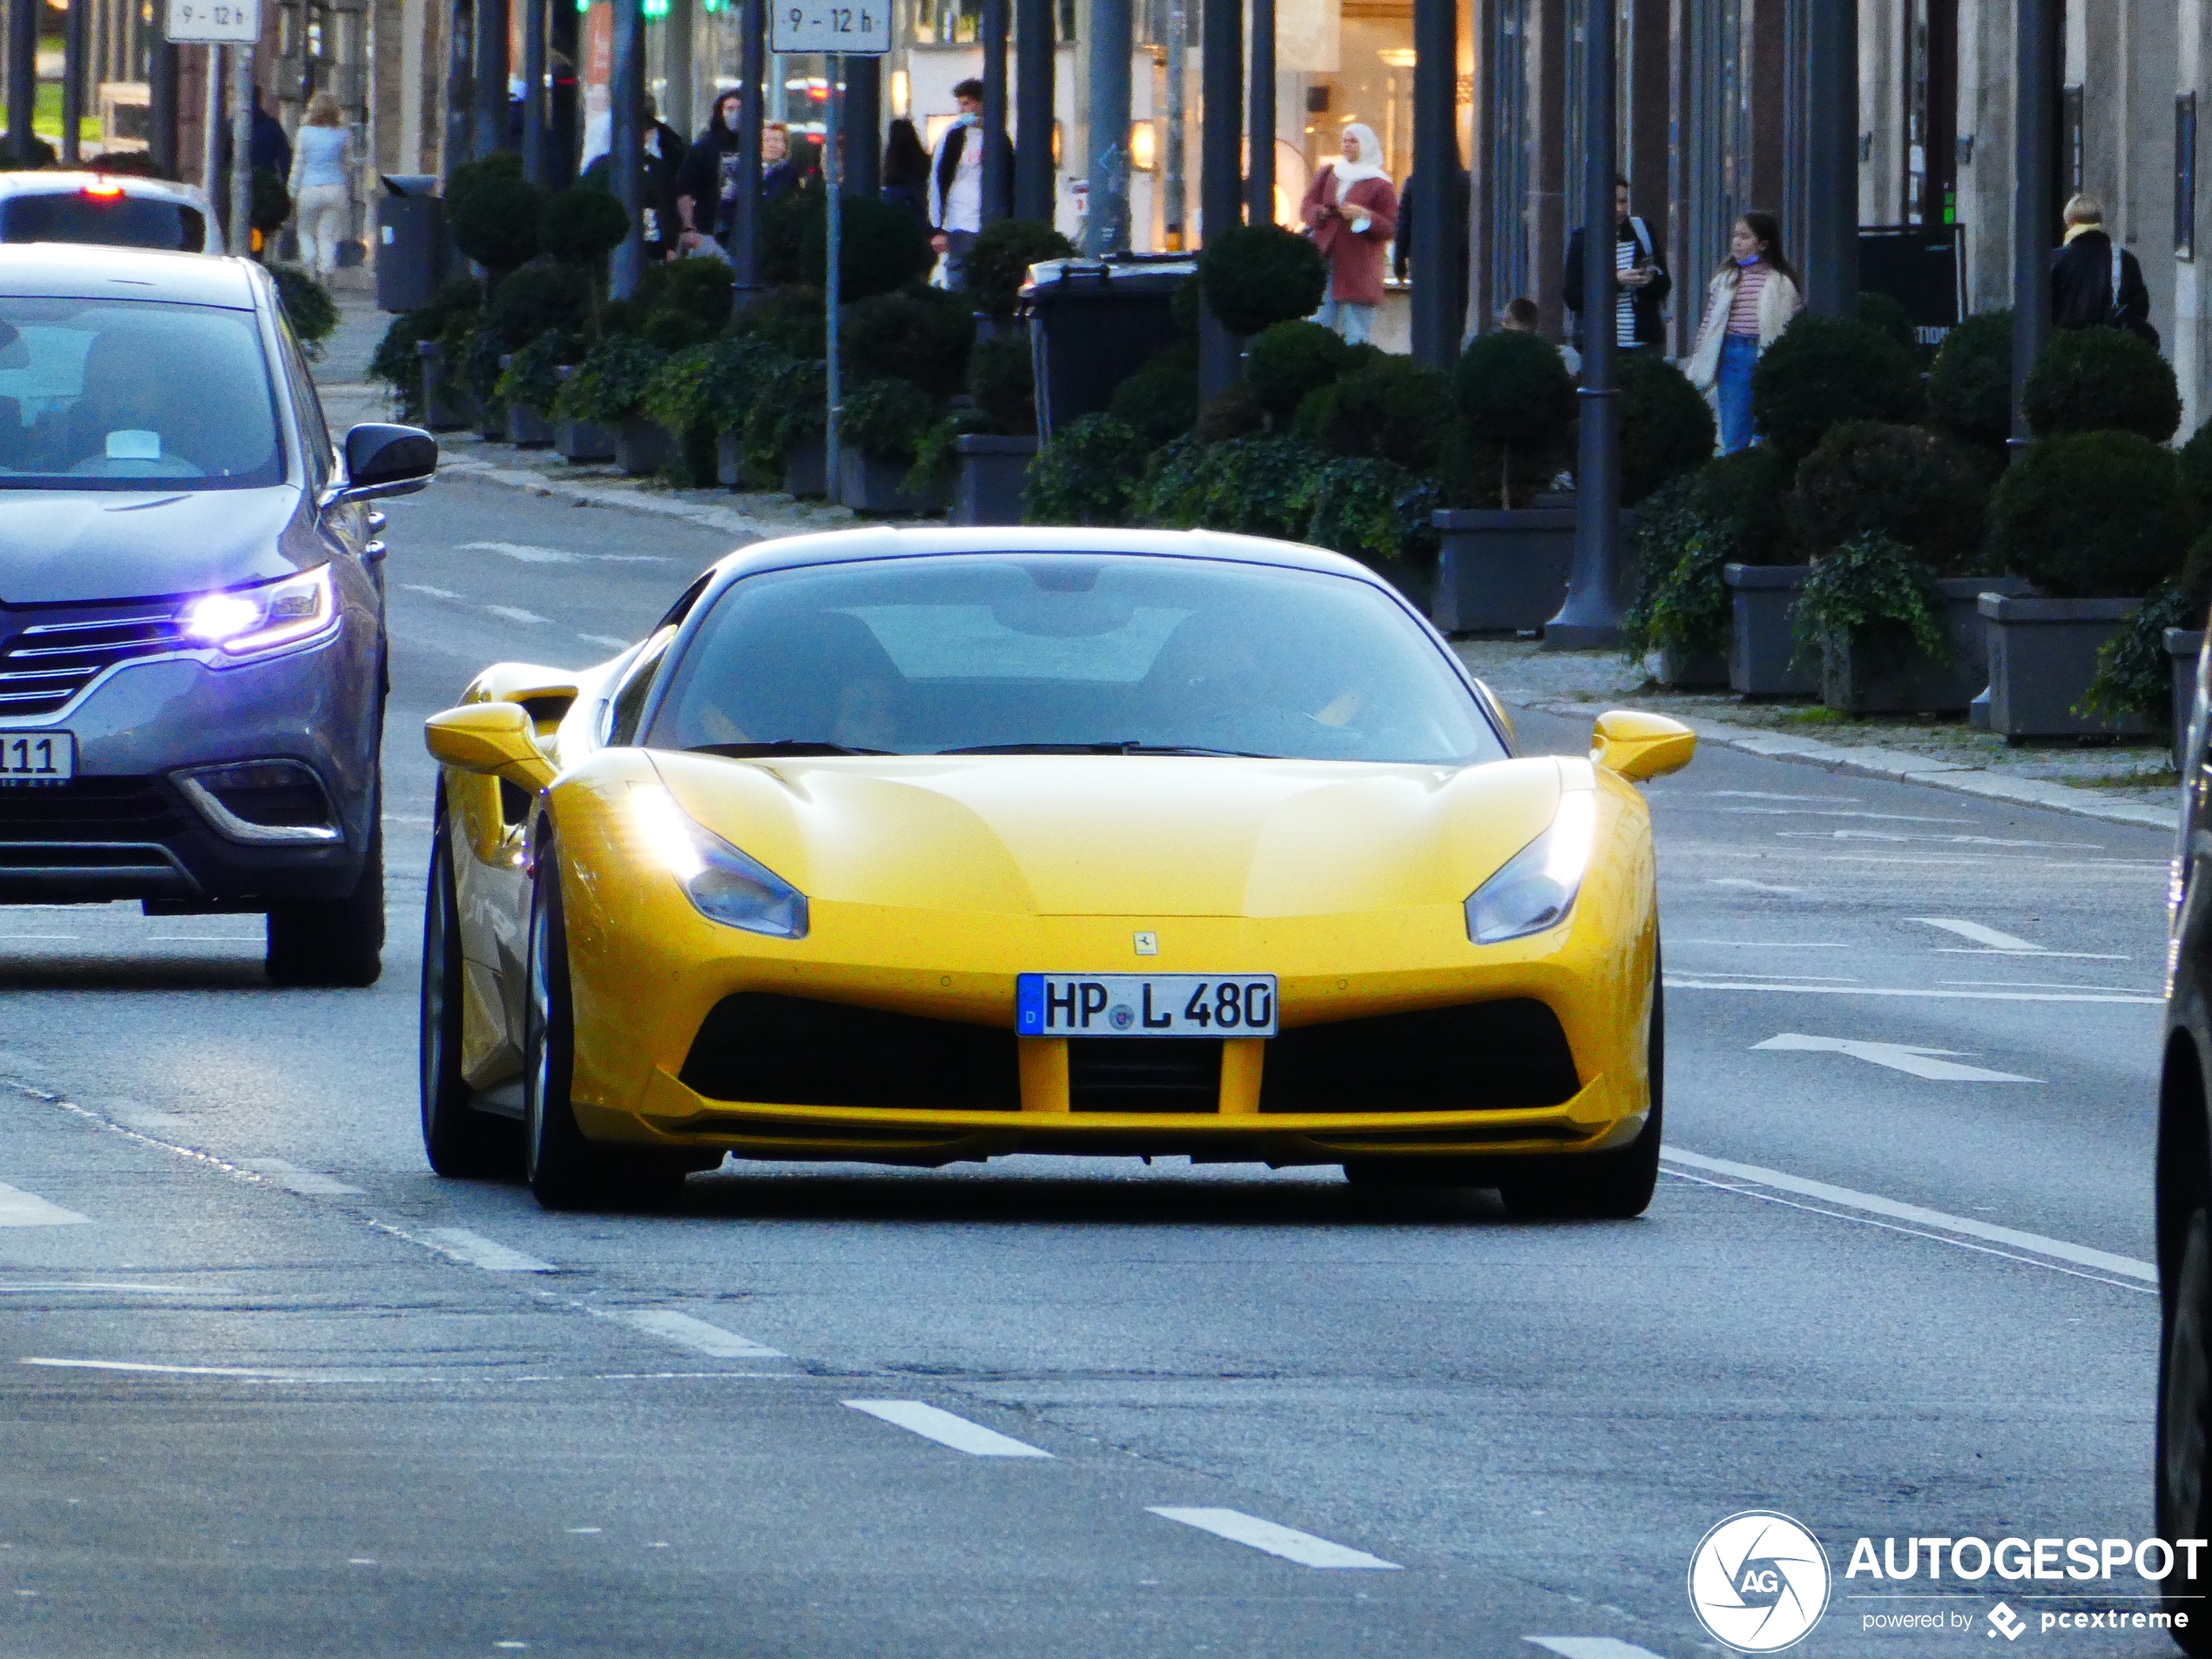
286;93;351;281
675;90;744;252
2051;193;2157;346
1686;211;1803;455
928;79;1015;288
1299;123;1397;345
881;118;932;238
1562;175;1669;353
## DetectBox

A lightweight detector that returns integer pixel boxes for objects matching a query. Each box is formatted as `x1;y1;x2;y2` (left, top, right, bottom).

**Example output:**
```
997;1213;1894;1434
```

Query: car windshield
646;554;1507;765
0;191;208;252
0;298;283;489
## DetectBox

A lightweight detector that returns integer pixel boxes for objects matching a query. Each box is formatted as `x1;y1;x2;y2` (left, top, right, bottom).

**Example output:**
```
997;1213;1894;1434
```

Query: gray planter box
840;448;944;516
617;417;674;476
1725;563;1817;697
1980;593;2152;739
951;434;1037;525
415;341;469;432
2169;628;2205;770
555;417;617;462
1430;508;1578;634
717;430;744;489
1652;649;1729;688
1823;576;2034;716
783;438;827;498
507;401;556;447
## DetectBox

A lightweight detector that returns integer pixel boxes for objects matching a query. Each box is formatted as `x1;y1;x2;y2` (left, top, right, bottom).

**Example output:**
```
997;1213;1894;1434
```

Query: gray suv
0;243;434;985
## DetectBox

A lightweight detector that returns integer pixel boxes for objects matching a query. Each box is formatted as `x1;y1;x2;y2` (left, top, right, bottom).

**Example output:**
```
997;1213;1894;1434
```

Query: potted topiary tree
552;335;669;469
952;333;1046;525
1024;414;1150;526
1428;330;1578;633
1196;223;1329;345
840;377;944;514
1749;314;1921;464
1615;354;1723;684
738;358;828;496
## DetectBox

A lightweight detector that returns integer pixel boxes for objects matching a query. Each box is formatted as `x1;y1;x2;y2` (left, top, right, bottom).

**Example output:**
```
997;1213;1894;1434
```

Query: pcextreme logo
1688;1511;1833;1652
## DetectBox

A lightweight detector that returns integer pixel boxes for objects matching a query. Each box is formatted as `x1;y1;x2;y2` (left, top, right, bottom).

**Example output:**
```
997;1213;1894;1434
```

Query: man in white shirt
927;78;1013;287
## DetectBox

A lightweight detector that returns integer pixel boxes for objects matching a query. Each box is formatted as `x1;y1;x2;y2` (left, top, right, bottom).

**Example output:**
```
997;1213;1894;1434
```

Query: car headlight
183;565;337;663
1464;786;1598;944
631;783;809;939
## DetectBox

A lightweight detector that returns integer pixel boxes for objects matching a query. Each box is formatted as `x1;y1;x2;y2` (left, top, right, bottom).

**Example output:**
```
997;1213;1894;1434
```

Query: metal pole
1163;0;1185;245
981;0;1008;221
149;33;179;179
548;0;578;184
1802;0;1858;314
8;0;37;163
2011;0;2056;445
229;44;253;255
61;0;85;165
731;0;764;289
826;56;842;498
846;53;880;198
1244;0;1272;225
1408;0;1454;366
1083;0;1130;253
474;0;511;157
202;44;223;204
610;0;644;293
1013;0;1053;219
446;0;475;172
1196;0;1241;397
522;0;548;182
1544;0;1622;649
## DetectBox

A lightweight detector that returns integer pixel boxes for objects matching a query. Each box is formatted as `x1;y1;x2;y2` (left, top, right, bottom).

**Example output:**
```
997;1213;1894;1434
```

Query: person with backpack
1562;176;1670;354
2051;193;2157;346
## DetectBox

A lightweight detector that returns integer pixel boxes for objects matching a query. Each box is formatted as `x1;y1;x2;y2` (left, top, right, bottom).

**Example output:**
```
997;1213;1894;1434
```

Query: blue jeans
1317;298;1376;344
1717;334;1759;454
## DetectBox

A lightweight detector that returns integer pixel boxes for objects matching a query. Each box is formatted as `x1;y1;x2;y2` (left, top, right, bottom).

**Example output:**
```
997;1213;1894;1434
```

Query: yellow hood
646;752;1567;919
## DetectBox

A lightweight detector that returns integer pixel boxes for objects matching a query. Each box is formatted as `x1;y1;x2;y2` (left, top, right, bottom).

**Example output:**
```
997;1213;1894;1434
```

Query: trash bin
1020;254;1196;437
375;174;447;314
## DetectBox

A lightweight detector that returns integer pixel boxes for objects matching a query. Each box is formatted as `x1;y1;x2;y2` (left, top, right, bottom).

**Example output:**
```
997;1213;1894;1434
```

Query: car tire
420;794;515;1178
1498;941;1664;1222
522;840;604;1210
266;814;386;989
2161;1203;2212;1653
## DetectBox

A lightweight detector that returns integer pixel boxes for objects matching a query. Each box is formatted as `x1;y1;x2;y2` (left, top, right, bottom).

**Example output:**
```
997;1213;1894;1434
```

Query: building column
2182;0;2209;430
474;0;510;155
1804;0;1858;314
980;0;1007;217
1198;0;1244;396
1015;0;1056;218
1410;0;1458;365
1245;0;1274;223
1527;0;1566;337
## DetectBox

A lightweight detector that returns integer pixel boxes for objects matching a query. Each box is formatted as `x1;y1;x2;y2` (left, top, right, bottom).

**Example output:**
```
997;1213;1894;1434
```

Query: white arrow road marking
1911;917;2042;951
399;583;462;599
1707;877;1802;894
418;1228;556;1272
484;604;549;626
843;1399;1052;1457
462;541;669;565
595;1308;784;1359
0;1181;89;1226
1147;1507;1401;1569
1526;1641;1670;1659
1753;1033;2040;1082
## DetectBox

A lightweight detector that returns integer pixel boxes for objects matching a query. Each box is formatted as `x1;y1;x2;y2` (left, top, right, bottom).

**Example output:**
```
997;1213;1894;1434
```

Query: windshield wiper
936;741;1278;759
687;740;894;758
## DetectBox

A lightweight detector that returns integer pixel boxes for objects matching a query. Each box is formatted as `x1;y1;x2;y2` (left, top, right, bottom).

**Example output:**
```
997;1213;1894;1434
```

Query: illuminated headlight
184;565;337;661
631;783;808;938
1464;786;1599;945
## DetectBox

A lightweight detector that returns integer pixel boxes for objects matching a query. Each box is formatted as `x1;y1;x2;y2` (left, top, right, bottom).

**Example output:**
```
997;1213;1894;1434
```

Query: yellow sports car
418;528;1693;1214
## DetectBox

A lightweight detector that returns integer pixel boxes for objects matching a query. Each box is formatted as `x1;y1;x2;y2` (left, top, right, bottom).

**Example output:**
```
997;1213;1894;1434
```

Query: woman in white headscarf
1299;123;1398;344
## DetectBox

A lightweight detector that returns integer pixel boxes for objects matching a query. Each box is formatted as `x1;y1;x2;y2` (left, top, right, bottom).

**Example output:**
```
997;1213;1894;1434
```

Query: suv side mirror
334;422;438;504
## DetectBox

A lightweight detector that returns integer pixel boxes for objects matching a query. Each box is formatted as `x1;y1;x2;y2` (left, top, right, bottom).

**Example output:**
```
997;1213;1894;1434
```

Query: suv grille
0;779;196;842
0;607;187;717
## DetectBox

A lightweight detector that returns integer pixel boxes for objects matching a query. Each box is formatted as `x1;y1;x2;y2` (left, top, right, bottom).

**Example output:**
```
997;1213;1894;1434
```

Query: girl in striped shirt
1685;212;1804;454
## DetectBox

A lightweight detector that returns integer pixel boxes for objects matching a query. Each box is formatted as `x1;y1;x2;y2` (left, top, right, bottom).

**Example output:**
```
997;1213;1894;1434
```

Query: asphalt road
0;470;2185;1657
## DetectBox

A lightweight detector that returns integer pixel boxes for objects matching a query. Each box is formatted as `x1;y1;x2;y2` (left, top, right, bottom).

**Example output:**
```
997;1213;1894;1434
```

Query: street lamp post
1014;0;1055;220
981;0;1008;222
1245;0;1273;226
1083;0;1131;253
1407;0;1454;368
61;0;86;165
1802;0;1858;315
1196;0;1242;400
522;0;549;183
732;0;765;291
2012;0;2056;447
474;0;510;158
609;0;644;297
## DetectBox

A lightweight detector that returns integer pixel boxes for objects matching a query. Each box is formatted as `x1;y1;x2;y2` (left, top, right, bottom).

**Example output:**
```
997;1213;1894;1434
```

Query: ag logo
1687;1511;1831;1652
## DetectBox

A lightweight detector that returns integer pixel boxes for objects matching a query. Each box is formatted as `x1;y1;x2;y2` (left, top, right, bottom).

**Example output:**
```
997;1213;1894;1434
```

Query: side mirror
1591;710;1696;781
424;703;556;792
334;422;438;504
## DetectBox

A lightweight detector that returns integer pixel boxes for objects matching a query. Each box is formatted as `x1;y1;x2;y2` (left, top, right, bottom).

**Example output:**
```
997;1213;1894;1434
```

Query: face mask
723;105;741;132
957;110;979;126
1736;253;1761;267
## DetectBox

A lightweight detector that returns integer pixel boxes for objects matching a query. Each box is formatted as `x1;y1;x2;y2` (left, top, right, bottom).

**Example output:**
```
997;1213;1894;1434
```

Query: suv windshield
0;192;208;252
0;298;283;489
646;554;1507;765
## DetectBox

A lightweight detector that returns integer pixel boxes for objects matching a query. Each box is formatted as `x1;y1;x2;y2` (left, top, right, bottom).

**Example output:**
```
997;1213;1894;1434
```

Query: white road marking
1699;972;1859;983
0;1181;88;1227
117;1110;190;1131
0;1283;234;1294
1525;1640;1669;1659
1671;940;1848;949
238;1158;363;1196
463;541;670;565
577;633;631;650
399;583;462;599
419;1228;556;1272
1912;917;2043;951
843;1399;1053;1457
596;1308;785;1358
19;1358;322;1379
1934;948;2129;960
1661;1148;2155;1281
485;604;549;625
1782;831;2101;848
1706;878;1801;894
1753;1032;2039;1082
1711;790;1861;802
1146;1507;1401;1569
0;934;77;941
1722;808;1967;823
1943;979;2162;993
1667;978;2161;1006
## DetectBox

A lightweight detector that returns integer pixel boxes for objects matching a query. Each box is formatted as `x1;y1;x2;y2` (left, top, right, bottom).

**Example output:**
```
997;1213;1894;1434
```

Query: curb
1502;694;2176;833
435;454;833;543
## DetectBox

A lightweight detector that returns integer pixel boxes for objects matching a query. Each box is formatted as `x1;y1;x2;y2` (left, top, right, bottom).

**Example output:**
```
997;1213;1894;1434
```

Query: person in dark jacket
2051;192;2156;344
927;79;1015;285
1392;165;1470;340
676;90;744;250
639;96;688;261
1562;176;1670;351
881;118;932;236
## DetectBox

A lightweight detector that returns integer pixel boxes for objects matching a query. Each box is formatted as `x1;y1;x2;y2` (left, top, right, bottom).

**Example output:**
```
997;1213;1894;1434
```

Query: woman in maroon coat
1300;124;1398;344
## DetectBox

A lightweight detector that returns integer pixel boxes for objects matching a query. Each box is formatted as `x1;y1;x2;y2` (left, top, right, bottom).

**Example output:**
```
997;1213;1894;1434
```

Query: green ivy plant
1287;456;1440;568
1025;415;1150;527
840;376;938;464
1791;531;1951;668
267;265;338;358
495;330;576;414
2083;580;2195;732
553;335;671;425
1622;530;1732;664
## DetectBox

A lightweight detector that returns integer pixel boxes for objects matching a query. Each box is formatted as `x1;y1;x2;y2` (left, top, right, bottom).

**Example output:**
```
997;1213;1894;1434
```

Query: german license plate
1016;974;1278;1039
0;731;72;784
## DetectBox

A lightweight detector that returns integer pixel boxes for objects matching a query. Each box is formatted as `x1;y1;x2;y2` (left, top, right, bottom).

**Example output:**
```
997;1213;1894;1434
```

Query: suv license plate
1016;974;1278;1038
0;732;73;784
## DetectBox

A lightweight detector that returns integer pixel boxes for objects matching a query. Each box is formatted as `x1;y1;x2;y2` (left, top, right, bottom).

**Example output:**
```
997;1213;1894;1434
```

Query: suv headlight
1464;786;1598;944
631;783;809;939
184;565;337;663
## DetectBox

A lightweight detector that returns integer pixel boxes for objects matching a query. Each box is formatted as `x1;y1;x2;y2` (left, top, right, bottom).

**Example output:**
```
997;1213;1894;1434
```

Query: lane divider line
593;1308;784;1359
1146;1507;1401;1569
1525;1640;1669;1659
0;1180;89;1227
18;1357;352;1380
843;1399;1053;1458
1661;1148;2155;1282
416;1228;557;1273
239;1158;363;1197
1911;917;2047;952
1667;978;2161;1006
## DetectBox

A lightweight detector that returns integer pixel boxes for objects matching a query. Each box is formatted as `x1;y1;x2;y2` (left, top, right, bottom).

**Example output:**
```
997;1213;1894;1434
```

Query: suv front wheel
266;814;385;988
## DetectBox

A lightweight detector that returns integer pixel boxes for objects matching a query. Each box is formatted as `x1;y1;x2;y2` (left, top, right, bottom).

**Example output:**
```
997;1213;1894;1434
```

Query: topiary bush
540;185;630;268
732;285;826;360
268;265;337;357
1132;435;1324;539
799;193;935;301
1858;290;1916;352
1686;447;1794;563
1750;314;1920;462
633;257;737;335
1617;351;1716;505
1790;421;1989;571
368;277;482;419
486;261;593;347
1292;355;1453;475
495;330;577;413
1107;341;1199;448
844;287;975;397
1792;530;1952;665
1988;430;2194;597
2023;325;2183;442
1244;321;1350;426
739;357;826;481
1450;330;1577;507
2182;421;2212;520
251;167;291;235
1197;224;1328;338
1025;414;1151;526
840;376;938;464
450;172;549;283
1192;381;1266;445
553;334;671;425
962;218;1078;317
443;151;523;220
1622;521;1733;665
1289;456;1441;569
969;334;1037;435
1927;309;2014;451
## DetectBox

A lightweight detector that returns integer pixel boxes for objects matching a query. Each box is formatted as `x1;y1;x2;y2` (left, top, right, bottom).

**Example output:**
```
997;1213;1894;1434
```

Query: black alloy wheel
266;803;386;989
2161;1205;2212;1654
419;792;516;1177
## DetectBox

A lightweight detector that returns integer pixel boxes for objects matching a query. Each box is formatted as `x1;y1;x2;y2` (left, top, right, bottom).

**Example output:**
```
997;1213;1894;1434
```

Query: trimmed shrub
969;334;1037;435
731;284;827;360
368;277;482;419
1292;355;1453;475
486;261;593;346
443;151;523;219
739;357;827;478
1622;522;1733;664
1617;351;1716;505
1927;309;2014;450
450;172;549;280
907;408;996;494
552;334;670;424
1793;531;1952;664
1108;341;1199;448
1025;415;1151;526
841;376;938;463
1245;321;1350;426
1988;430;2194;597
1451;330;1577;507
2182;421;2212;520
1858;290;1916;352
268;265;337;356
844;287;975;397
251;168;291;235
799;193;935;301
1290;456;1441;568
1197;224;1328;338
1790;421;1989;572
495;331;577;413
540;185;630;267
1193;381;1266;445
2023;325;2183;442
1750;314;1920;462
1133;435;1324;539
634;257;738;334
1687;447;1794;563
962;218;1077;317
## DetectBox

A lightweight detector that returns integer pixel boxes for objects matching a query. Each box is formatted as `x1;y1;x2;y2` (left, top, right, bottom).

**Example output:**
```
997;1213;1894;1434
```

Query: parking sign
165;0;260;44
769;2;889;54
